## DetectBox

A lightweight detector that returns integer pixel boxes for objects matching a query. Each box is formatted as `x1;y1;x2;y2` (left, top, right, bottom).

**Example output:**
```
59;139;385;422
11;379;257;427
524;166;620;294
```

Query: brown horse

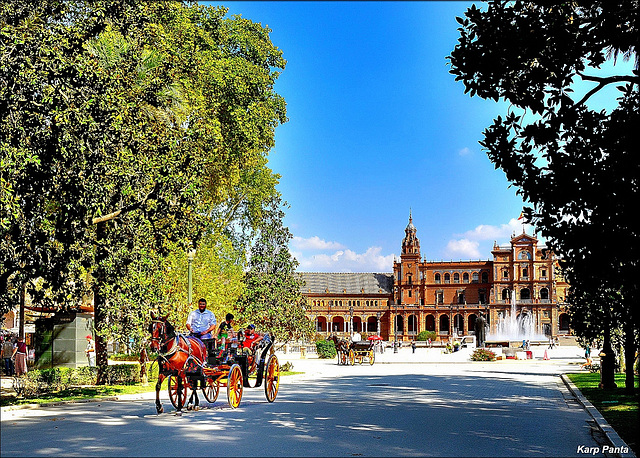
149;314;208;413
330;334;349;365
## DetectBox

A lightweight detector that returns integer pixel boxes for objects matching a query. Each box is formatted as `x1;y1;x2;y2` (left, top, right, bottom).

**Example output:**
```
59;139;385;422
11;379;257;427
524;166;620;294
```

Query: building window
453;273;460;283
437;291;444;304
540;288;549;300
435;273;441;283
522;267;529;279
463;273;470;283
472;272;479;283
502;269;509;280
482;272;489;283
444;273;450;283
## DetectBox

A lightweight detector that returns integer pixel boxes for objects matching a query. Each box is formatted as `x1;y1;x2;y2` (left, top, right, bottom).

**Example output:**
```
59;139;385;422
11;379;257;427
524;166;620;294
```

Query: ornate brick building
301;213;570;342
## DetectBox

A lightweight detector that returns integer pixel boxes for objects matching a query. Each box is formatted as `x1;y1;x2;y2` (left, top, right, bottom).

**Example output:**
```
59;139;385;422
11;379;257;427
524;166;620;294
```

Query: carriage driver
186;298;217;351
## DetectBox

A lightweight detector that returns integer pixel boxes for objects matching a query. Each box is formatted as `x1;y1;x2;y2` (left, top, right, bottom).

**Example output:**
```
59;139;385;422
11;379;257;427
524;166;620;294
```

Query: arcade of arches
300;215;571;342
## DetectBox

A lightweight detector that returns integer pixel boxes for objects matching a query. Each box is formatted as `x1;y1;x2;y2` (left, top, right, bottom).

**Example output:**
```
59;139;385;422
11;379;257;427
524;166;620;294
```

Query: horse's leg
155;374;165;414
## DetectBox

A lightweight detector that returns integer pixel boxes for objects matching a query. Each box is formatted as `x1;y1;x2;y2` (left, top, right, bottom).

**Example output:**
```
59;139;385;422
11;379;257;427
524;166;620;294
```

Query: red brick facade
302;214;570;342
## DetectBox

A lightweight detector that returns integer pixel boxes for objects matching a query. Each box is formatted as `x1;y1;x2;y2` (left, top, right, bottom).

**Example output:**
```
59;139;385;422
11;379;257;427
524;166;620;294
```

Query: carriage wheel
368;350;375;365
226;364;243;409
264;354;280;403
348;349;355;366
168;374;188;410
203;377;219;403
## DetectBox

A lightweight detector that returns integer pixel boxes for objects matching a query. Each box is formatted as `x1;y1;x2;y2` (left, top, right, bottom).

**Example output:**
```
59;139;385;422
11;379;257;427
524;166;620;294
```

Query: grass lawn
0;371;302;407
566;372;639;456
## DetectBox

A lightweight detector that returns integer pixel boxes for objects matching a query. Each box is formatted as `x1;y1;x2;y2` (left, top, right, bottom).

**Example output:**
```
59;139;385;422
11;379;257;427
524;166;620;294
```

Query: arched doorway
408;314;418;336
316;316;327;333
395;315;404;334
467;314;477;333
559;313;570;334
332;316;345;333
353;316;362;333
425;314;436;332
453;314;464;336
367;316;377;332
439;315;450;335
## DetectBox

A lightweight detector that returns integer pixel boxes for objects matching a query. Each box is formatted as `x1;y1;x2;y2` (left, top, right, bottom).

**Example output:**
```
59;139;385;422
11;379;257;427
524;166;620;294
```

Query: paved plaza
0;347;631;457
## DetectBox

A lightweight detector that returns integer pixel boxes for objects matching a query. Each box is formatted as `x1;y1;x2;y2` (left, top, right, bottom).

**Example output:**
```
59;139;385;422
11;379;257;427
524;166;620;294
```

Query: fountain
486;290;548;349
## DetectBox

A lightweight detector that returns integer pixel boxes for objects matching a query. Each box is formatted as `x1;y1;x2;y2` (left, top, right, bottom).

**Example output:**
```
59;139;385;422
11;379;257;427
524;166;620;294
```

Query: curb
561;374;636;458
1;392;154;415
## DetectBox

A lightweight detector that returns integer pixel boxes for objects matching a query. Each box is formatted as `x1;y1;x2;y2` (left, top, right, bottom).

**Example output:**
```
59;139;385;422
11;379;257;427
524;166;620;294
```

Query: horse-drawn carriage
331;335;375;366
150;315;280;413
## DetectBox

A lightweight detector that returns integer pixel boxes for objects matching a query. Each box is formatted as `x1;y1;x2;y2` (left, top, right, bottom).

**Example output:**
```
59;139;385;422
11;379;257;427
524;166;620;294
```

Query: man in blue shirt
186;298;217;339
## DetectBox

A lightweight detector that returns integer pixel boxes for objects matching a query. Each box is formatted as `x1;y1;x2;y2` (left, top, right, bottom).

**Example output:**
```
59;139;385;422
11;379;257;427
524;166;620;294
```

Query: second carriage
348;340;375;365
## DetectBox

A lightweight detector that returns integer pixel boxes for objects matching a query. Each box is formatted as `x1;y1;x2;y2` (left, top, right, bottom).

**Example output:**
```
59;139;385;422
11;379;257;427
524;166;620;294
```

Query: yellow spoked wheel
369;350;375;365
264;354;280;403
168;374;188;410
348;349;355;366
226;364;243;409
203;377;219;403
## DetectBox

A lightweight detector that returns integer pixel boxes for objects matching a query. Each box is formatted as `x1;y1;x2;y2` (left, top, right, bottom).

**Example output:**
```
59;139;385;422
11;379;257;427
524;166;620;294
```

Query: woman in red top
12;336;28;376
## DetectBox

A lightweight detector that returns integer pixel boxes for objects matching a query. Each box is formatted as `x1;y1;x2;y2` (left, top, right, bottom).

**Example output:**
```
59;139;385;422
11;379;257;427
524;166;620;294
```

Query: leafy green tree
1;1;287;381
448;1;639;391
236;195;313;344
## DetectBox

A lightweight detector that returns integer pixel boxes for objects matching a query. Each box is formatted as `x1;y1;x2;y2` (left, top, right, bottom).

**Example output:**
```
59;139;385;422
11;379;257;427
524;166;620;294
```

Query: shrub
470;348;496;361
416;331;437;341
316;339;337;359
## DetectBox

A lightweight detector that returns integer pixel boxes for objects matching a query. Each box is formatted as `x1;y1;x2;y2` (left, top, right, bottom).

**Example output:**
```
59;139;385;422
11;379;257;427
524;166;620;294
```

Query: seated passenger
242;324;263;350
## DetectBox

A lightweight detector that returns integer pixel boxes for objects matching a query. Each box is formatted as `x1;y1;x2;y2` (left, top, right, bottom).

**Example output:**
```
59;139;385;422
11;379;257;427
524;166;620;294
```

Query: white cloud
291;236;345;251
444;239;481;259
291;243;395;273
458;147;472;156
444;218;538;259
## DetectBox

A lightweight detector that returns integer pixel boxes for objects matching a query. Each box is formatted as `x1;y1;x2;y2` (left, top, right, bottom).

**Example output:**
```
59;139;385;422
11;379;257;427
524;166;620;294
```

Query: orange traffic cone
543;350;550;360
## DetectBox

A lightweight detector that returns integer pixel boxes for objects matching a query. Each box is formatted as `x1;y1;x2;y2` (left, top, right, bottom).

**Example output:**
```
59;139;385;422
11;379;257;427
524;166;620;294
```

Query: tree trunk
94;221;109;385
623;320;636;393
599;322;617;390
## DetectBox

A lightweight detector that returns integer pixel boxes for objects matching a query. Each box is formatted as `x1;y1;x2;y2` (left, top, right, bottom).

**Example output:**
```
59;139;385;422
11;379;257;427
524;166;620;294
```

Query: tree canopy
448;0;639;390
0;1;288;361
236;195;313;344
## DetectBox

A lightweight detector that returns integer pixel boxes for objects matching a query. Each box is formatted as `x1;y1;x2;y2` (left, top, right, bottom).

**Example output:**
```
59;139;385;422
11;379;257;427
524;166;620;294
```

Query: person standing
12;336;28;376
2;336;14;376
186;298;217;340
85;335;95;367
411;340;416;354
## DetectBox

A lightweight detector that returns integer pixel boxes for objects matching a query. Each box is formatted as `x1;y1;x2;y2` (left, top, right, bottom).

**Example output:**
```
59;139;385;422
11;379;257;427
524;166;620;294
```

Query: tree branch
91;183;160;225
576;73;638;106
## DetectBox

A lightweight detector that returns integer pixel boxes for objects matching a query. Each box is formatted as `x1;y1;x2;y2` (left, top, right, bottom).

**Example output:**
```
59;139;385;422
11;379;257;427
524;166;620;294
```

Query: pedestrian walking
85;335;95;367
12;336;28;376
2;336;14;376
411;340;416;354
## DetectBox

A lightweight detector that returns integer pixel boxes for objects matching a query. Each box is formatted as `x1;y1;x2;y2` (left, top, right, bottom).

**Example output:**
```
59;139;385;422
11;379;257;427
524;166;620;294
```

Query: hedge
316;340;337;359
16;362;160;398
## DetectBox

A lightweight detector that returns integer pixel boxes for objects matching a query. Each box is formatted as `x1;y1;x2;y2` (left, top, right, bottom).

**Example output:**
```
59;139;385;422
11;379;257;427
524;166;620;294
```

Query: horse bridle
150;319;203;367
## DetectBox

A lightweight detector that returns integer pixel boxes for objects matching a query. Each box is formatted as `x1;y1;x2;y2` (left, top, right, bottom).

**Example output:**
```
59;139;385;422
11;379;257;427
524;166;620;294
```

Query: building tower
394;211;421;306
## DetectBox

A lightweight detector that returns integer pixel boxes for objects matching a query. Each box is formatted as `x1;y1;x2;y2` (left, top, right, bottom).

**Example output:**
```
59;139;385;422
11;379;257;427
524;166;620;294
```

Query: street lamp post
349;306;354;338
187;249;196;307
394;302;398;353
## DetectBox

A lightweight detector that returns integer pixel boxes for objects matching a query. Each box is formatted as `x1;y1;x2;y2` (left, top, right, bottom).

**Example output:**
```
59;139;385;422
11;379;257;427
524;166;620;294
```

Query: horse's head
149;313;174;351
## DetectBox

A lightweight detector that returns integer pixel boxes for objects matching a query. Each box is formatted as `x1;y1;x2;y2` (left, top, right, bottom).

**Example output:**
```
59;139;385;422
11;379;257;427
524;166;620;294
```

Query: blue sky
218;1;535;271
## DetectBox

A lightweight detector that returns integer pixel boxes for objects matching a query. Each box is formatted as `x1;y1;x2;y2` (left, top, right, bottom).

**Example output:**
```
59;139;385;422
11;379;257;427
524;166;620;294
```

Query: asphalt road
1;356;611;457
